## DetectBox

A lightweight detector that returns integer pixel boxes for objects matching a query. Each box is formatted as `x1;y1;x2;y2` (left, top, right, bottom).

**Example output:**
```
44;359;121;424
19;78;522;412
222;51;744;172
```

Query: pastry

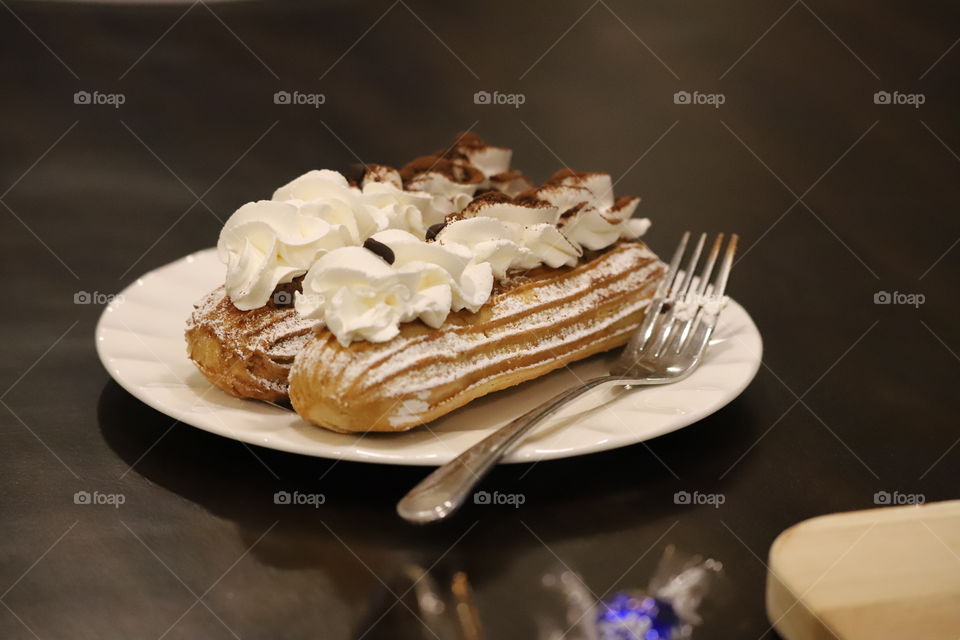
186;282;314;403
289;241;662;432
185;132;663;432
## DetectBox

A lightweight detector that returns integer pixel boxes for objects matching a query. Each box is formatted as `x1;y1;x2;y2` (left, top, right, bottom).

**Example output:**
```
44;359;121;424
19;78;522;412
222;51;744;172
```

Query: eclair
186;283;315;402
289;241;663;432
185;133;663;432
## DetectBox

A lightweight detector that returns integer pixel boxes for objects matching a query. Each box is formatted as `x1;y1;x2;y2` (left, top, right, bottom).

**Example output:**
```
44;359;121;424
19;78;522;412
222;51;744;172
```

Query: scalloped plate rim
95;248;763;466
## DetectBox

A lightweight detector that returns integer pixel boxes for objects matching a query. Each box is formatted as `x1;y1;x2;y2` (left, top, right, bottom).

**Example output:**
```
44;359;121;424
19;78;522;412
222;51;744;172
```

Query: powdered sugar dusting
388;391;432;427
291;242;665;424
188;286;319;393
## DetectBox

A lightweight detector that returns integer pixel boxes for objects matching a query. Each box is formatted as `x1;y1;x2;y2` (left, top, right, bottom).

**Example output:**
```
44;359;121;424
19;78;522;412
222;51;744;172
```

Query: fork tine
658;231;690;297
680;307;716;358
631;231;689;349
655;233;708;356
670;232;721;353
675;232;706;299
613;232;692;375
647;234;703;357
712;233;738;298
681;233;738;350
674;233;738;353
695;233;724;296
615;231;738;377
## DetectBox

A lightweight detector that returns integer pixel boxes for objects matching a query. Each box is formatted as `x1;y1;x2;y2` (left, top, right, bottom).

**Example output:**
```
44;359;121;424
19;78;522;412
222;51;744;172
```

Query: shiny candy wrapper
538;546;722;640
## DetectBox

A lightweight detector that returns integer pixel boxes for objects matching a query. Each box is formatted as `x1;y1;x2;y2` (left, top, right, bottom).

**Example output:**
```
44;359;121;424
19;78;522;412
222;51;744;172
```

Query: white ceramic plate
96;249;762;466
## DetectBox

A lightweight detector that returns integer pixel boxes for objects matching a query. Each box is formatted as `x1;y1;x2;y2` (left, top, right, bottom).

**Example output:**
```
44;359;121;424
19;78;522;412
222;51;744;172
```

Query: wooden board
767;500;960;640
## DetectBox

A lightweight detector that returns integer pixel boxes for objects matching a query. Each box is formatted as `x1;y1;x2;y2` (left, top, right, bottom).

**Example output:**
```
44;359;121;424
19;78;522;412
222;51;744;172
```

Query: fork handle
397;375;618;524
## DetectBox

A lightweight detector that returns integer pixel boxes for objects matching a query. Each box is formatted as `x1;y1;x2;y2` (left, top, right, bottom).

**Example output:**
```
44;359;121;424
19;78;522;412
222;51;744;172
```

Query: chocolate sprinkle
559;202;588;220
363;238;395;264
342;163;367;186
425;222;447;241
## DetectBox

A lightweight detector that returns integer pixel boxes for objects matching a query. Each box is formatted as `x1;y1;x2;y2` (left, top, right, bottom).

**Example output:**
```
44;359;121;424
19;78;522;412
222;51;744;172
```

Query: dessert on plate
186;133;665;432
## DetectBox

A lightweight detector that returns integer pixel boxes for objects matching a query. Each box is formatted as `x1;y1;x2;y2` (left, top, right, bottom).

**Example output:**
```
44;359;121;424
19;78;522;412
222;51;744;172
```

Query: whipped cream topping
434;170;654;281
398;132;517;212
490;170;535;197
537;171;651;250
295;230;492;346
404;172;476;218
221;165;475;309
271;169;382;243
401;157;482;219
438;197;582;278
444;132;512;181
457;144;511;183
436;217;533;279
273;168;447;240
358;167;447;237
217;200;354;310
217;132;652;345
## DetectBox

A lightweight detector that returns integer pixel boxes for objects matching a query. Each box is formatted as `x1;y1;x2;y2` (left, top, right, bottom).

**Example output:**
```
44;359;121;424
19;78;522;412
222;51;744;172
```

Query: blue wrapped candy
539;547;721;640
596;593;680;640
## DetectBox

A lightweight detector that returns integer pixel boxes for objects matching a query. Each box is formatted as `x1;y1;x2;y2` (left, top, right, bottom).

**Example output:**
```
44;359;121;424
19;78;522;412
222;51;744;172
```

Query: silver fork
397;232;738;524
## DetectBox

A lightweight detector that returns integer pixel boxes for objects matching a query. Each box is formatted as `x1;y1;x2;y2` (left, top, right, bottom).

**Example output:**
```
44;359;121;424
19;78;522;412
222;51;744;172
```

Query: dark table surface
2;1;959;638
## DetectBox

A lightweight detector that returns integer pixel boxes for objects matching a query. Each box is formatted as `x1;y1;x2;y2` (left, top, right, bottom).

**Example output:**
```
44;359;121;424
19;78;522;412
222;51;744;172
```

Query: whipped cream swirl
537;172;650;250
438;199;582;278
295;230;492;346
357;167;448;236
217;134;652;347
404;168;479;218
217;200;354;310
400;135;514;214
273;168;447;239
434;172;651;282
221;166;476;309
